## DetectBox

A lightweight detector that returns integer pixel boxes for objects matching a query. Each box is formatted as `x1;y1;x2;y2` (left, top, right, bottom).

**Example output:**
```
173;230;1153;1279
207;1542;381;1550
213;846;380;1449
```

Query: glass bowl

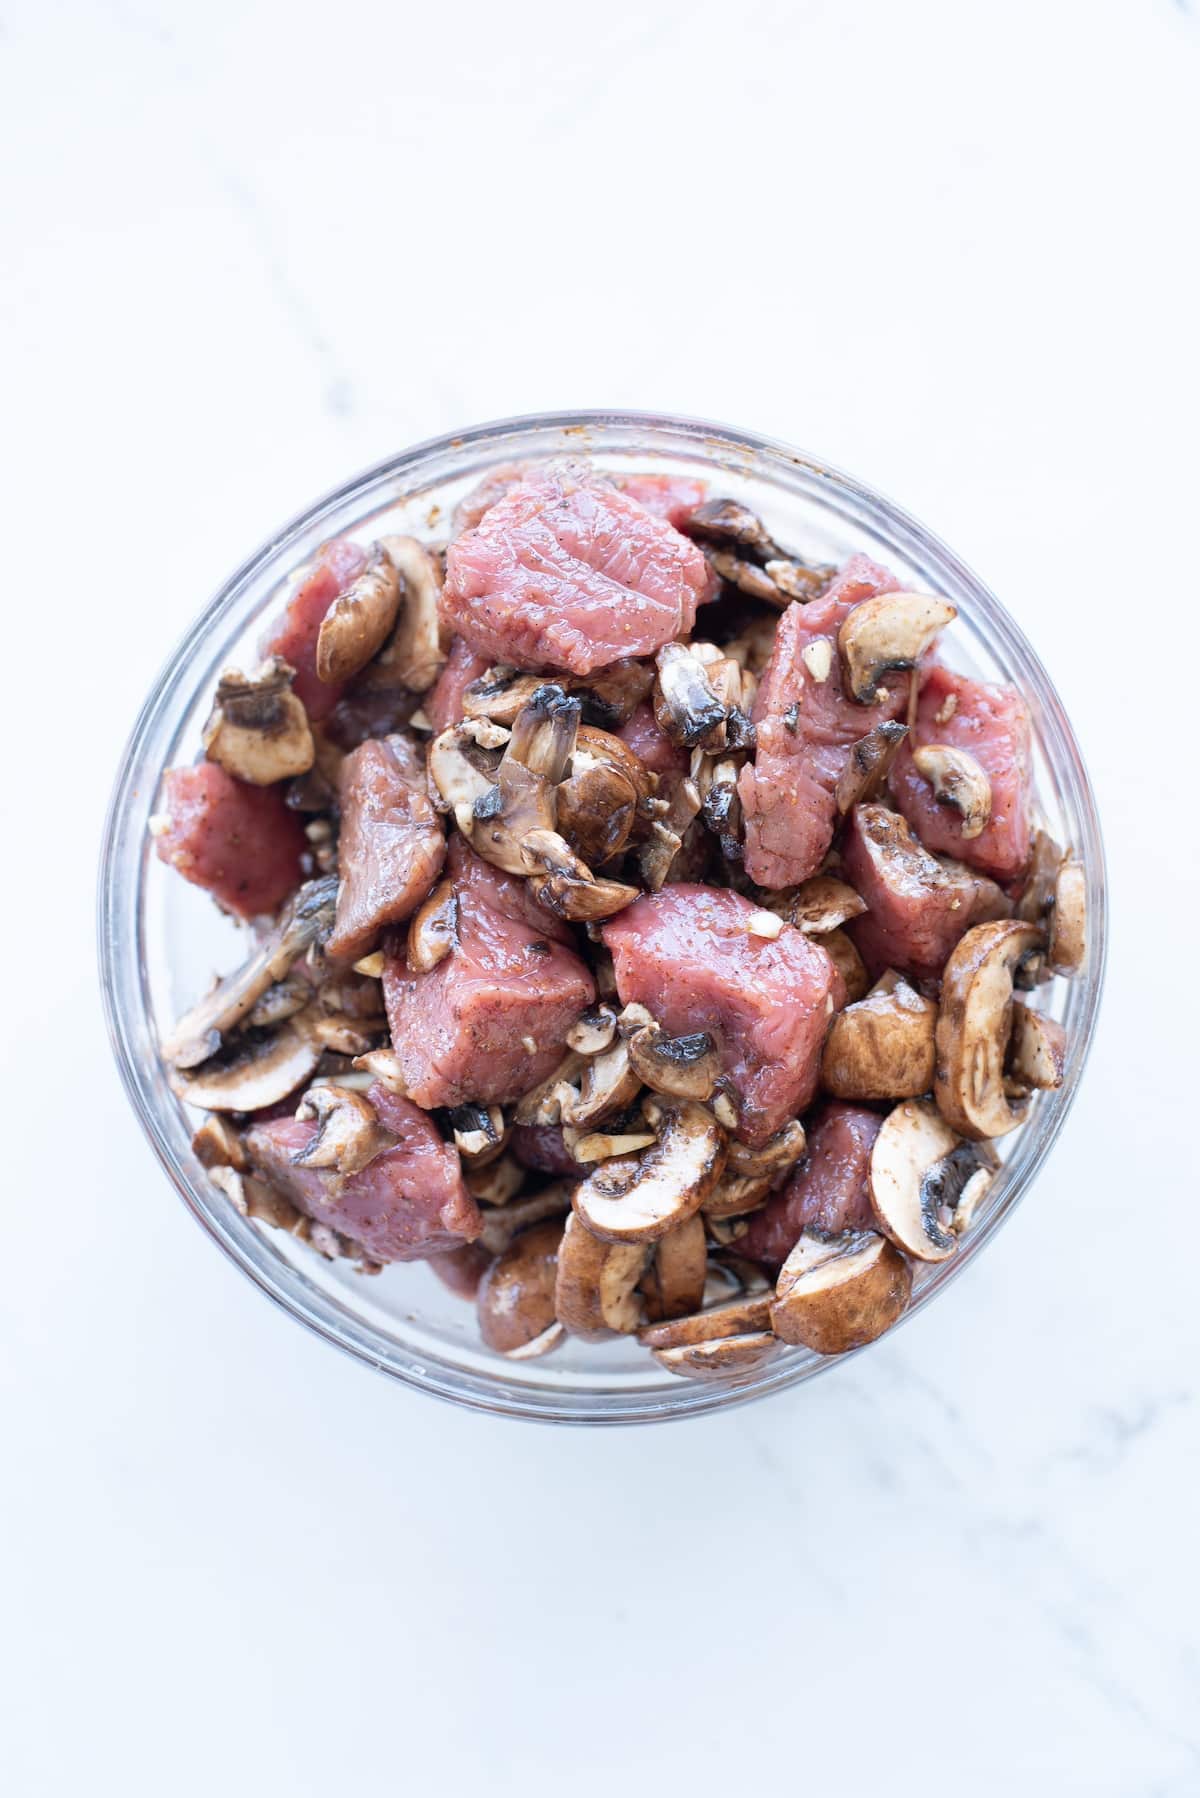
98;411;1107;1424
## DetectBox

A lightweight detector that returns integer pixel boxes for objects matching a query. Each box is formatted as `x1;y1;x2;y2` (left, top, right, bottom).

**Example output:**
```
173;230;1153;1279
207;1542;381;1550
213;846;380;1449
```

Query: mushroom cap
572;1099;726;1243
627;1024;720;1102
553;1213;649;1340
771;1229;912;1355
638;1290;773;1349
868;1098;981;1261
838;592;956;704
821;978;938;1101
640;1213;709;1322
934;918;1045;1138
834;720;909;814
1006;1000;1067;1092
292;1084;390;1176
406;878;459;974
315;545;403;685
911;743;992;840
172;1021;322;1114
781;876;867;934
373;535;447;694
202;657;315;787
651;1332;781;1379
476;1217;565;1354
1047;861;1086;976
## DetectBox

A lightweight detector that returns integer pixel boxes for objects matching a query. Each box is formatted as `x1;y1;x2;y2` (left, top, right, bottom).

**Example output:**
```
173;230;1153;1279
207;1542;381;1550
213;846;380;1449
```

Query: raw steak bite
617;700;689;777
326;734;446;963
428;635;492;735
738;1102;881;1268
154;763;306;919
615;472;708;529
441;465;710;675
259;537;368;722
382;837;595;1108
842;803;1011;983
603;884;844;1148
738;556;909;888
245;1081;481;1264
890;663;1033;880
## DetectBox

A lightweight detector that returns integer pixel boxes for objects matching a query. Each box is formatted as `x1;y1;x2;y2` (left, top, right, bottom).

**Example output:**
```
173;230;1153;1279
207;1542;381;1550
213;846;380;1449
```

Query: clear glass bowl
98;411;1107;1424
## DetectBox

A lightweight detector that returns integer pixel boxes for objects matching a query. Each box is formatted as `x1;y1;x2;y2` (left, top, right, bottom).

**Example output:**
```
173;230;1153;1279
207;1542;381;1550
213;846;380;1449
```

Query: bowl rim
97;408;1108;1424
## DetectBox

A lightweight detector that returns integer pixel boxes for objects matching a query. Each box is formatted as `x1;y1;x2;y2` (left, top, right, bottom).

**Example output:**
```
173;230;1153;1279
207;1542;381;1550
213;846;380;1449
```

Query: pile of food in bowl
151;456;1087;1379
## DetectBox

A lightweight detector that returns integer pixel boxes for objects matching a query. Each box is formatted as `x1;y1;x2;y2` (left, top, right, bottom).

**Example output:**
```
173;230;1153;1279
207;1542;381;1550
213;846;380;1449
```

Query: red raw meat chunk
441;465;710;676
451;463;532;536
154;763;305;919
512;1124;580;1176
738;556;910;888
843;803;1011;983
603;884;844;1149
428;1242;494;1298
326;735;446;963
245;1082;481;1264
890;663;1033;881
615;472;708;528
428;635;492;736
617;700;688;777
382;837;595;1108
738;1102;881;1267
259;537;368;722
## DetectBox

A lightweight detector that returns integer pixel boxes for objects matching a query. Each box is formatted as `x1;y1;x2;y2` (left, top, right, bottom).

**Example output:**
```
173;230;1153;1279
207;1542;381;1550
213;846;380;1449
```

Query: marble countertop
2;2;1197;1793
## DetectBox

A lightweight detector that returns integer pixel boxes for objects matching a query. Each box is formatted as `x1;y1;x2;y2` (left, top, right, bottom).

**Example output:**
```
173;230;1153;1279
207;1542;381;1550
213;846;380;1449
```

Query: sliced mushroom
640;1213;708;1322
172;1020;322;1114
191;1115;248;1171
638;1290;774;1349
476;1217;565;1356
1047;861;1086;976
771;1229;912;1355
303;1011;383;1056
462;666;547;726
553;1212;649;1340
351;1046;408;1095
572;1099;726;1243
1016;828;1065;925
512;1051;587;1127
568;1128;658;1162
834;720;909;813
426;723;505;824
637;772;703;891
652;1332;781;1379
821;927;870;1003
477;1184;573;1257
654;642;729;747
209;1164;309;1237
245;974;312;1030
556;727;649;865
465;1152;525;1206
869;1098;991;1260
912;744;992;839
627;1025;720;1102
315;545;402;685
292;1084;390;1176
725;1120;808;1180
1006;1001;1067;1092
838;593;956;705
935;918;1045;1138
684;497;783;559
406;878;458;974
523;831;640;923
821;978;938;1101
560;1037;642;1129
702;1171;774;1220
697;754;744;861
781;875;867;934
566;1005;618;1056
574;657;656;728
372;535;446;693
447;1103;506;1162
202;656;315;786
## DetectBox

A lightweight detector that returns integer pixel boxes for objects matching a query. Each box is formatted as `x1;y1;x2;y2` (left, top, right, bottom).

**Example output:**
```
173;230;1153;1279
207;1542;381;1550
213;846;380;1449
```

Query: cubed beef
326;735;446;963
737;1102;880;1268
382;837;595;1108
441;465;710;675
428;635;492;736
615;473;708;529
890;663;1033;881
738;557;909;887
258;537;368;722
843;803;1012;982
451;463;532;536
512;1124;580;1176
602;884;844;1148
616;700;688;777
245;1082;481;1263
154;763;306;919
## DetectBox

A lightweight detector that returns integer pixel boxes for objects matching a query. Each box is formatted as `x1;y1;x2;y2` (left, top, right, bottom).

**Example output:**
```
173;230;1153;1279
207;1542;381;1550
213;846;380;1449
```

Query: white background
3;2;1198;1793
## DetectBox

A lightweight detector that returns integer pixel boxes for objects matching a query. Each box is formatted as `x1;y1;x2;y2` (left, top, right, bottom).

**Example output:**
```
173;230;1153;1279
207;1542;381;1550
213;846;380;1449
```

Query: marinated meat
738;557;909;888
245;1081;481;1263
451;462;532;535
382;836;595;1108
890;663;1033;881
154;763;306;919
843;803;1012;982
259;537;368;722
428;635;492;735
615;472;708;529
616;700;689;777
326;734;446;963
441;465;710;675
738;1102;880;1267
603;884;844;1148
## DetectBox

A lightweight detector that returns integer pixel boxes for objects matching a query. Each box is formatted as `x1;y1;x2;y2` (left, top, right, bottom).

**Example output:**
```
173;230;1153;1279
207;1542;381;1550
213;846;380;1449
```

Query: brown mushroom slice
701;547;792;608
684;497;784;559
372;535;447;693
724;1120;808;1181
911;744;992;840
568;1128;658;1162
512;1051;587;1126
315;545;403;685
292;1084;390;1176
209;1164;309;1237
834;720;909;813
477;1184;573;1257
173;1021;322;1114
553;1212;649;1340
504;1321;567;1361
1016;828;1065;925
654;642;729;747
822;927;871;1004
839;593;956;705
560;1036;643;1130
1047;861;1086;976
557;729;646;865
697;755;744;861
637;773;703;892
627;1026;720;1102
640;1213;708;1322
191;1115;248;1171
351;1046;408;1095
202;656;315;786
821;978;938;1100
638;1290;774;1349
566;1005;618;1056
426;723;505;825
465;1153;525;1207
523;830;639;922
1006;1001;1067;1092
783;876;867;935
702;1171;773;1220
869;1098;992;1261
466;685;578;875
935;919;1045;1138
771;1229;912;1355
476;1217;565;1355
245;974;311;1030
652;1332;781;1379
573;1099;726;1244
447;1102;506;1162
462;666;545;725
406;879;459;974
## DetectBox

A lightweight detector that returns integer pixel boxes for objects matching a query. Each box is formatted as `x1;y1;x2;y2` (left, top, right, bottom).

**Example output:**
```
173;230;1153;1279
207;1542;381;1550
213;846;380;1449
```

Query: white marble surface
3;1;1199;1792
